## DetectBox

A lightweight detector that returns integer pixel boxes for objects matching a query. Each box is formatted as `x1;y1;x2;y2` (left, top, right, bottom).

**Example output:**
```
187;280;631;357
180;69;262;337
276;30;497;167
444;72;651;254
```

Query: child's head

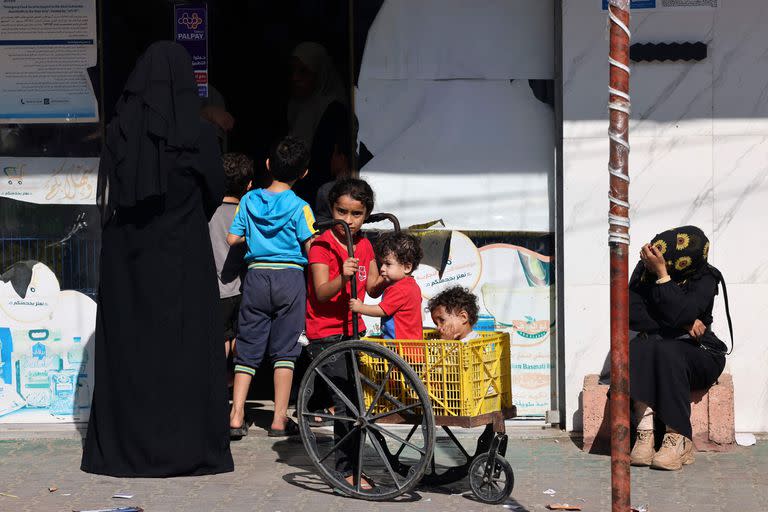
327;178;375;238
375;233;423;283
267;136;310;184
222;153;253;198
428;287;479;340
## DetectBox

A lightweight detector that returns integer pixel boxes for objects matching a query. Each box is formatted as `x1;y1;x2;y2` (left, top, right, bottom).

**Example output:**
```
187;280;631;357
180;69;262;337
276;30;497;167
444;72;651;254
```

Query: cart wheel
418;424;495;486
297;340;435;501
468;452;514;504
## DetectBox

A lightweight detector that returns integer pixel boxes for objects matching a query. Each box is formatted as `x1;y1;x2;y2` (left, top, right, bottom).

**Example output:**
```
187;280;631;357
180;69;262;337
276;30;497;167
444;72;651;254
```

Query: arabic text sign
0;0;98;123
1;157;98;205
174;4;208;98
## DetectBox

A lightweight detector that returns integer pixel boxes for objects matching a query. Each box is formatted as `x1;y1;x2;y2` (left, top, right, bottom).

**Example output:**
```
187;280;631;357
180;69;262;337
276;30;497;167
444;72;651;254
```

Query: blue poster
174;3;208;98
602;0;656;8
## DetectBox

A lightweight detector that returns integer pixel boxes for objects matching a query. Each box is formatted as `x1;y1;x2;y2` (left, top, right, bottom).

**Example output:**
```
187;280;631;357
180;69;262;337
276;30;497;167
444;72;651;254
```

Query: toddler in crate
348;231;423;338
428;286;481;343
349;232;424;358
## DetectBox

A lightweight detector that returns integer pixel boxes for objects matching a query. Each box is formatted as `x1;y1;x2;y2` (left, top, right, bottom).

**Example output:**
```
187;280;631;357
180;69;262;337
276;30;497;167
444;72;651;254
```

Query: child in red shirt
305;177;384;489
349;232;424;340
306;178;384;339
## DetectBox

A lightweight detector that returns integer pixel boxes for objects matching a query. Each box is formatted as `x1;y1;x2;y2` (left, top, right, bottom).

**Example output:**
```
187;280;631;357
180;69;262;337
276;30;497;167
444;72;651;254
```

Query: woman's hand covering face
640;243;668;278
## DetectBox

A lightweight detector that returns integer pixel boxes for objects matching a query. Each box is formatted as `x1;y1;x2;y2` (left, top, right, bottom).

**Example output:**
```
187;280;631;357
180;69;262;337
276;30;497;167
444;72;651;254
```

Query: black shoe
268;418;300;437
230;422;248;439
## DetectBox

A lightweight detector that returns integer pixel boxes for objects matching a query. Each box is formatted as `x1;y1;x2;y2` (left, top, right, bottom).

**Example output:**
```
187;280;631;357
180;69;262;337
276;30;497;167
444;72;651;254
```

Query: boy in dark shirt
208;153;252;361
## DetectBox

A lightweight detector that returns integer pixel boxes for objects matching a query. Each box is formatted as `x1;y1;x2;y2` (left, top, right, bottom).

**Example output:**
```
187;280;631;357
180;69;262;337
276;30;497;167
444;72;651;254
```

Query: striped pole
607;1;632;510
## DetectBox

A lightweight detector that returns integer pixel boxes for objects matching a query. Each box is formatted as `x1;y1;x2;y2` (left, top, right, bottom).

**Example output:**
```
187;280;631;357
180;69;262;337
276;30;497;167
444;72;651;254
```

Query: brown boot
651;432;695;471
630;429;655;466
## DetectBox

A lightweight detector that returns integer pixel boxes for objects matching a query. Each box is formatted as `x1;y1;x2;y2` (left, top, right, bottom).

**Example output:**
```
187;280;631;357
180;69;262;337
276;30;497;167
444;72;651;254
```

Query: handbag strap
708;264;734;355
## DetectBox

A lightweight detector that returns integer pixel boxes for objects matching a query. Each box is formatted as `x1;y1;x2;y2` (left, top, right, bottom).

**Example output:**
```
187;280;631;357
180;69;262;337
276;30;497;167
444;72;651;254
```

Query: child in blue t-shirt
227;137;316;438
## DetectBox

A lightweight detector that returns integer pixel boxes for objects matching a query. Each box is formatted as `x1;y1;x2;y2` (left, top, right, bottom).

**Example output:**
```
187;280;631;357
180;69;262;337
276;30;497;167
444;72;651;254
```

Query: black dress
81;123;234;477
629;262;726;440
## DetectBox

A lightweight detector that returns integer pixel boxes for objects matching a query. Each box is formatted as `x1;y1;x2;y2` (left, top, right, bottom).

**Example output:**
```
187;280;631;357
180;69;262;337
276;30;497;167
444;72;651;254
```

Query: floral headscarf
649;225;709;281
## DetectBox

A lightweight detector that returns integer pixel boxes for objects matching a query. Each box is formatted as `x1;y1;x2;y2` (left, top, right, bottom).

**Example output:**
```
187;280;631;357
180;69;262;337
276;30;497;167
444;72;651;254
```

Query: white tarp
360;0;554;80
358;79;553;231
356;0;555;231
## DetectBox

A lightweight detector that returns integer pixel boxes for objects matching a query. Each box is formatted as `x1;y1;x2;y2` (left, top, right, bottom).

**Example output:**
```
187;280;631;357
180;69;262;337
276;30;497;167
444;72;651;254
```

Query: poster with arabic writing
0;0;98;124
362;230;554;418
0;157;97;205
0;261;96;424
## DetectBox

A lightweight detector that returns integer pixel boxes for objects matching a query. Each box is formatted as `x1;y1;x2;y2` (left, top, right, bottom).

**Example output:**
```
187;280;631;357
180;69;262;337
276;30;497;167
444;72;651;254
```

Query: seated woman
629;226;730;471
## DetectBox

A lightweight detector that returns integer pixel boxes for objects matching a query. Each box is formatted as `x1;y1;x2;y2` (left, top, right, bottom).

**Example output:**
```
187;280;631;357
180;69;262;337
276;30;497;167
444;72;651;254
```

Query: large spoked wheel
468;452;514;504
297;340;435;501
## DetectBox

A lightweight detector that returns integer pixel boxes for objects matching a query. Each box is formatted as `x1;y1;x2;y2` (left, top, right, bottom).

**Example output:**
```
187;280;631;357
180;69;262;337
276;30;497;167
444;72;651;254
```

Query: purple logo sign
174;4;208;98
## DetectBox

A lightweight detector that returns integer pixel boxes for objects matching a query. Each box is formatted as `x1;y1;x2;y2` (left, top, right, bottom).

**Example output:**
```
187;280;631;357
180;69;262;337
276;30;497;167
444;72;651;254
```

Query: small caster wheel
468;452;514;504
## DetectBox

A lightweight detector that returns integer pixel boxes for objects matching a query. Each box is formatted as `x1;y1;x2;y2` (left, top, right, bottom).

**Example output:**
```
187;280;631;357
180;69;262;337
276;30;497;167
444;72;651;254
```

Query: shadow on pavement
271;432;531;508
281;470;423;503
238;401;269;432
463;493;532;511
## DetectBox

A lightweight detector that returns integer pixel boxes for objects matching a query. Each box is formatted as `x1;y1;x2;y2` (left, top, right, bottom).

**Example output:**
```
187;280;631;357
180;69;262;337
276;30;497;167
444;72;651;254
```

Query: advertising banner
0;157;98;205
0;0;98;123
602;0;718;9
0;261;95;424
174;3;208;98
362;230;554;417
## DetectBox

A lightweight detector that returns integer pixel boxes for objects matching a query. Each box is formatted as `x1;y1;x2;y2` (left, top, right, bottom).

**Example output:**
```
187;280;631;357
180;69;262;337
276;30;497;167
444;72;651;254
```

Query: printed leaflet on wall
0;0;98;123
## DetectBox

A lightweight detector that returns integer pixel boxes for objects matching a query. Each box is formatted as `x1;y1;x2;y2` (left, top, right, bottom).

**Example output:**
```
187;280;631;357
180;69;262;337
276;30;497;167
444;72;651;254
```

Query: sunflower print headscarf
648;225;710;281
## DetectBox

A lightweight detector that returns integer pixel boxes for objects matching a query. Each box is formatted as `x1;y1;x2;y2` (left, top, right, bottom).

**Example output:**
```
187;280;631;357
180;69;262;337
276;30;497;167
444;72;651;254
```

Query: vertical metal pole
347;0;358;173
97;0;106;132
607;1;631;511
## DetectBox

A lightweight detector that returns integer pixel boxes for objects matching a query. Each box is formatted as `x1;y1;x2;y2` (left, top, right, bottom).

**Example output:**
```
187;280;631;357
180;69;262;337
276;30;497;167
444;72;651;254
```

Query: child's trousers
234;268;305;375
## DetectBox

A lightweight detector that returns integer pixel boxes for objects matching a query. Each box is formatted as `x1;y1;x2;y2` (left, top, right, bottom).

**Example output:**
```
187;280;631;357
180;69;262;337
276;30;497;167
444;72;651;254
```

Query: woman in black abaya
81;42;233;477
628;226;730;472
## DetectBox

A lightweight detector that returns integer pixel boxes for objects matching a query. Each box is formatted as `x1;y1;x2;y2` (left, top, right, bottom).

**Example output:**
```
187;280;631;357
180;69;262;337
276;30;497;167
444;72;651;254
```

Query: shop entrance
102;1;381;202
101;0;560;421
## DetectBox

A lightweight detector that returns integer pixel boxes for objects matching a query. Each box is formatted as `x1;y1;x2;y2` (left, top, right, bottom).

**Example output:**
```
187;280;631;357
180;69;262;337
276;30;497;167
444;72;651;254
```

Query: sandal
230;422;248;439
344;473;375;490
309;407;334;427
268;418;300;437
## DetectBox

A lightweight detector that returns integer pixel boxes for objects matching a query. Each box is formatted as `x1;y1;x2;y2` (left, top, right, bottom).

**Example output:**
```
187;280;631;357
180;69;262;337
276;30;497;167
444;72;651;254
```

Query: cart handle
313;218;359;335
364;212;401;233
313;219;354;267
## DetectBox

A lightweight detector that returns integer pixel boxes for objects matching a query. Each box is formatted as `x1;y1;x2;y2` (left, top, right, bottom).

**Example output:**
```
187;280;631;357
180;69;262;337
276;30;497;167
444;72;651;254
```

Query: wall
563;0;768;432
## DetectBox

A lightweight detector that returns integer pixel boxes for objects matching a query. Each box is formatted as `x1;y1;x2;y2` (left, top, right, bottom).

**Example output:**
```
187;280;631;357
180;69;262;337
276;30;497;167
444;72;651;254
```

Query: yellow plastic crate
360;331;512;418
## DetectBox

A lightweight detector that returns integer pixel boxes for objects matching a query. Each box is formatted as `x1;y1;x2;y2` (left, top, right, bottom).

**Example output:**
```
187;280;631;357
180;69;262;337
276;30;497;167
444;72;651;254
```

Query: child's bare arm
349;298;385;317
227;233;245;246
311;260;356;302
365;260;387;298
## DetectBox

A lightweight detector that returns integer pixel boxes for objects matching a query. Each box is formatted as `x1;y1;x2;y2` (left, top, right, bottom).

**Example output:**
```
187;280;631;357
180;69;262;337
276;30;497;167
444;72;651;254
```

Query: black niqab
97;41;202;223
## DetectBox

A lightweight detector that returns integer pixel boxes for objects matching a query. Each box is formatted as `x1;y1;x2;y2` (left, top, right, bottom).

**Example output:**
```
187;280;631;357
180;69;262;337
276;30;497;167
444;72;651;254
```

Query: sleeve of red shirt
378;282;406;316
309;238;332;265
